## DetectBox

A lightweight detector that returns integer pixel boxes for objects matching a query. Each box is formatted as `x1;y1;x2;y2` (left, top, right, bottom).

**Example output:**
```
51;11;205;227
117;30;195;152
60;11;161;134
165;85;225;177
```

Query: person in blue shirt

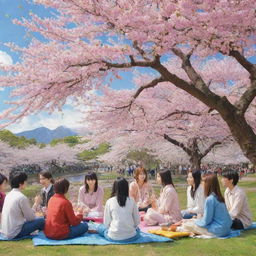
181;174;232;237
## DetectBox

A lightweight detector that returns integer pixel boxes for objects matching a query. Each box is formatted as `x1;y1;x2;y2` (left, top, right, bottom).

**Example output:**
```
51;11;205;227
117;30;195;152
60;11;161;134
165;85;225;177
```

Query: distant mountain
15;126;78;144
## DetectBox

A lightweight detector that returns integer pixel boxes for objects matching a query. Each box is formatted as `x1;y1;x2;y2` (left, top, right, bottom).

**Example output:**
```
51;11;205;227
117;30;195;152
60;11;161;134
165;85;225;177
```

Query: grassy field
0;174;255;256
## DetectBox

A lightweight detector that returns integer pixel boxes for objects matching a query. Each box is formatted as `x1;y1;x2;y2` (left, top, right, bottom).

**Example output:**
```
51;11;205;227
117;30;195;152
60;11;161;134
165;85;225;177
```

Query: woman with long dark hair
78;172;104;217
181;170;205;219
144;169;182;225
97;177;140;241
180;174;232;237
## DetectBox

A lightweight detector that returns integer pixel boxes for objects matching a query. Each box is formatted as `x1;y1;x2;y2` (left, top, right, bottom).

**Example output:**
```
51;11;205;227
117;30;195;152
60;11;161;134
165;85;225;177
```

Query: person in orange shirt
44;178;88;240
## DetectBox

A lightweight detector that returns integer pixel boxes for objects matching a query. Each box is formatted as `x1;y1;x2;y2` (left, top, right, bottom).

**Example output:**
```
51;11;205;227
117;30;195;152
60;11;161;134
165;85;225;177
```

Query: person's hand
34;195;42;206
42;207;47;217
82;207;90;216
196;213;202;219
151;199;157;210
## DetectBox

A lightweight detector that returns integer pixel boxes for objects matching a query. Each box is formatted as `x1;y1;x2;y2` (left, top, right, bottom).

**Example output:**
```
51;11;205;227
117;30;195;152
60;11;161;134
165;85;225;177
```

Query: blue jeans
181;210;197;219
97;224;140;242
15;217;45;238
66;222;88;239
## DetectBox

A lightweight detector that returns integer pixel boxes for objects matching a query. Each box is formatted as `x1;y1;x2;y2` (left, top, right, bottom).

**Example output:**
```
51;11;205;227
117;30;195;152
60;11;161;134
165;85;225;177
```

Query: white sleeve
191;186;205;214
186;186;193;211
103;200;112;228
132;199;140;227
20;196;35;221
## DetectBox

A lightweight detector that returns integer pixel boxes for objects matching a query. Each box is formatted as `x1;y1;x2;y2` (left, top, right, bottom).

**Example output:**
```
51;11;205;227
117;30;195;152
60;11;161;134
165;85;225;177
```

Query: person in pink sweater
144;169;182;225
129;167;154;212
78;172;104;217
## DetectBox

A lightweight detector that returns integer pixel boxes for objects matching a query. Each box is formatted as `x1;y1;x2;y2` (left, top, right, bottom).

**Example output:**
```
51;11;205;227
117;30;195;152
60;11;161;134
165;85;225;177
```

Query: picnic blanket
194;222;256;239
32;231;172;246
140;221;256;239
138;221;159;233
83;217;103;223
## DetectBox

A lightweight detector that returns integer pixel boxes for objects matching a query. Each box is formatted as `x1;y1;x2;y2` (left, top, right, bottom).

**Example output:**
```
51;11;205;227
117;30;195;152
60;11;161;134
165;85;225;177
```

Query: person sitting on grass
78;172;104;217
1;171;45;239
0;173;8;226
129;167;154;212
221;169;252;230
44;178;88;240
0;173;7;213
96;177;141;241
180;174;232;237
32;171;55;214
144;169;182;226
181;170;205;219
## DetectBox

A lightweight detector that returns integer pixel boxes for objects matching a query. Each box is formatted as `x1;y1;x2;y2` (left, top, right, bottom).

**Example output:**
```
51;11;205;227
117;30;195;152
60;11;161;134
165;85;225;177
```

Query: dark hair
159;169;174;187
0;173;8;185
54;178;70;194
9;171;28;189
110;177;121;198
221;169;239;186
189;170;201;199
84;172;98;193
134;167;148;183
39;171;54;184
204;174;225;203
115;178;129;207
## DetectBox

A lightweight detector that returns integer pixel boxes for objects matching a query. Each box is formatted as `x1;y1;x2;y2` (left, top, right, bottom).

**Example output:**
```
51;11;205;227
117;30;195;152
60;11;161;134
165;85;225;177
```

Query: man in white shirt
221;169;252;230
1;171;45;239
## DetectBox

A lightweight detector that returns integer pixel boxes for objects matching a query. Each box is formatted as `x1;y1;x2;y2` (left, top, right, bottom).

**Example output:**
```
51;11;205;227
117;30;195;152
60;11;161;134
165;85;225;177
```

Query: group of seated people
0;166;252;241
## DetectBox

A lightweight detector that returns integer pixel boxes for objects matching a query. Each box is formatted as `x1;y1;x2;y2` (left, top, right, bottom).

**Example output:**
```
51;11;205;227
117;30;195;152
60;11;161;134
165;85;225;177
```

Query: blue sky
0;0;139;133
0;1;255;133
0;0;70;132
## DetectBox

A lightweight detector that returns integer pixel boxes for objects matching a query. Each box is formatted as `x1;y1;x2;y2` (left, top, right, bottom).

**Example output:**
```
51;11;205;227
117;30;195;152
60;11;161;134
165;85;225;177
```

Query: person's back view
1;171;44;239
97;178;140;241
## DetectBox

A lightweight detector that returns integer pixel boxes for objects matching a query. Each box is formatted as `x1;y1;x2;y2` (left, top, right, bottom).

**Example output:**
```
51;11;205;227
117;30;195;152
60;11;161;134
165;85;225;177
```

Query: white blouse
186;184;205;215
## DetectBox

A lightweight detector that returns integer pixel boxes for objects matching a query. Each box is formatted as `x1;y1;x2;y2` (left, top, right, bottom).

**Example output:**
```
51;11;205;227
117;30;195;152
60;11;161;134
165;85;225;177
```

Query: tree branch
158;110;201;121
172;47;208;93
235;80;256;114
132;41;151;61
114;76;165;111
133;77;165;99
163;134;192;155
201;141;222;158
64;57;156;72
230;51;256;114
229;50;256;75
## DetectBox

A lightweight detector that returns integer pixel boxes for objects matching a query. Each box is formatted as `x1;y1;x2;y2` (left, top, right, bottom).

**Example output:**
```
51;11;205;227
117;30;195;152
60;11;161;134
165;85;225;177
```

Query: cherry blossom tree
0;1;256;164
0;141;80;175
85;81;236;169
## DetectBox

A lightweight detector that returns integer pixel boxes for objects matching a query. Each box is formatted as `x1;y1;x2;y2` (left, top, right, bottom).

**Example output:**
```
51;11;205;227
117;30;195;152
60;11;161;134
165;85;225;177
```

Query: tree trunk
163;135;216;171
220;113;256;164
188;139;202;171
189;154;202;171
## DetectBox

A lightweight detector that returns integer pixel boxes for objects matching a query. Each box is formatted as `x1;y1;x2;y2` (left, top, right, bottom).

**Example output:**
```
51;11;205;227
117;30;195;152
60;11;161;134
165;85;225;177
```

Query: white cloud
8;105;89;133
0;51;13;66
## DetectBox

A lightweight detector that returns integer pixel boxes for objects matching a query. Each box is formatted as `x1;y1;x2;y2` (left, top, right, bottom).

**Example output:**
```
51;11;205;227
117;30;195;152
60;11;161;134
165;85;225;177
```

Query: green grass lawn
1;175;255;256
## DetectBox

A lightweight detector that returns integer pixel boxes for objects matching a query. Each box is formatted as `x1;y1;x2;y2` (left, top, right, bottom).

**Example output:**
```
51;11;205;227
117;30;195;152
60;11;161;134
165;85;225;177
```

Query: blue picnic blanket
32;231;172;246
195;222;256;239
